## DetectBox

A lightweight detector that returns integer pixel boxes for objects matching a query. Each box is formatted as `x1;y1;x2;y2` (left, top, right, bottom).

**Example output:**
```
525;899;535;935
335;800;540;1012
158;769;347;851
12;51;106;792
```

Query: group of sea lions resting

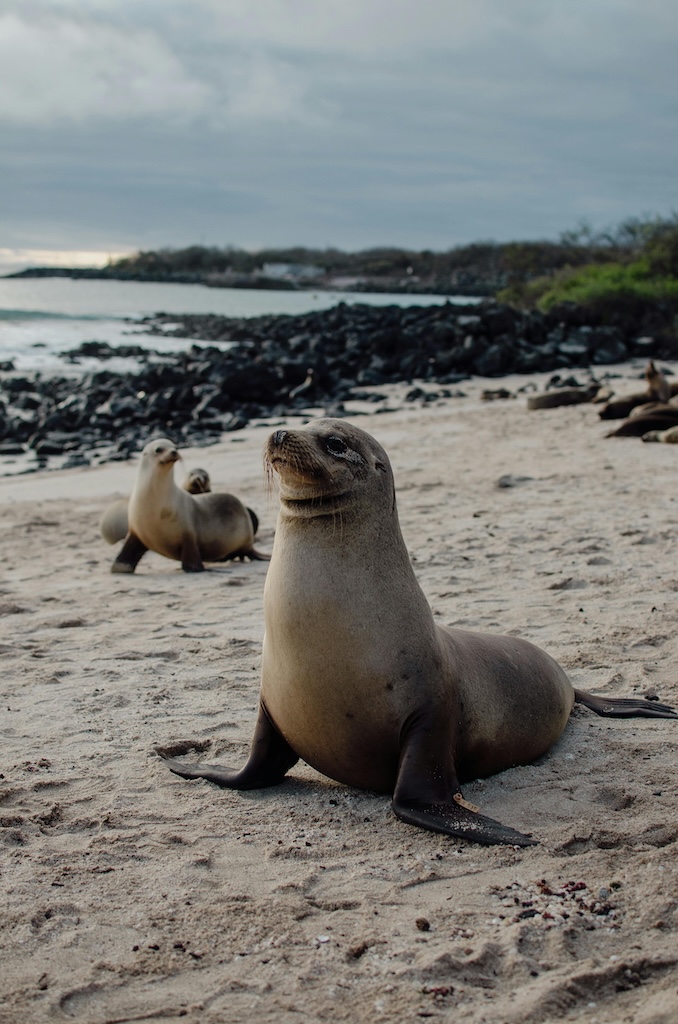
527;360;678;441
600;360;678;440
100;438;268;572
103;421;677;846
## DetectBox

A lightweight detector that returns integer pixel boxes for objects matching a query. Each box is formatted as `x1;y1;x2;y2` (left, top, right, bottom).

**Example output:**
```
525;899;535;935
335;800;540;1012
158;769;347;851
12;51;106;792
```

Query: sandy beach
1;363;677;1024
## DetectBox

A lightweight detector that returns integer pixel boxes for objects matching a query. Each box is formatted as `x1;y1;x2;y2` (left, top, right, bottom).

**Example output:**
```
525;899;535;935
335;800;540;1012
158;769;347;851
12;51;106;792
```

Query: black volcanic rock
0;298;675;470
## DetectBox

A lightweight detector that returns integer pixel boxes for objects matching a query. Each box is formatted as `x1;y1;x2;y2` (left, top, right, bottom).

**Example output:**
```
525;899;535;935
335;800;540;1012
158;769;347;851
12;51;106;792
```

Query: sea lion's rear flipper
111;532;148;574
392;716;537;847
215;546;271;562
158;702;298;789
574;689;678;719
245;547;271;561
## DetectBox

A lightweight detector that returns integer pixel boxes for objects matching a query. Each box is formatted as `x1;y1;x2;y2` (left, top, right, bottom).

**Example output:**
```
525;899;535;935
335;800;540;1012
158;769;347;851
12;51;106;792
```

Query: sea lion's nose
272;430;288;446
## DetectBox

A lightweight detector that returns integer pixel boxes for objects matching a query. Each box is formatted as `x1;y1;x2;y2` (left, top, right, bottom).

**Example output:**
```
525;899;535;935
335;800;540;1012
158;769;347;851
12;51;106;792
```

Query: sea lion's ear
375;461;387;473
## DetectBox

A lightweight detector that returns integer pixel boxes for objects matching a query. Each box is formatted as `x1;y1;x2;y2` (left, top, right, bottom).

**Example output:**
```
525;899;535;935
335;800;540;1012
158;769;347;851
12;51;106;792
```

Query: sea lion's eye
326;436;349;457
325;435;365;465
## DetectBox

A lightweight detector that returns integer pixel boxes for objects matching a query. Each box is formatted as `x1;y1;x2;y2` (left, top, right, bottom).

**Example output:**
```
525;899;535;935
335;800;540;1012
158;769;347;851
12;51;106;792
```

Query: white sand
1;365;677;1024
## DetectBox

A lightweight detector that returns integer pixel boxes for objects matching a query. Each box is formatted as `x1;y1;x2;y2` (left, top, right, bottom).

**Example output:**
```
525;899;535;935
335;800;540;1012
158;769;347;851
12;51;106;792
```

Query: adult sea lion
161;420;676;846
645;360;671;403
526;385;598;411
111;438;268;573
183;467;212;494
599;372;678;420
100;467;213;545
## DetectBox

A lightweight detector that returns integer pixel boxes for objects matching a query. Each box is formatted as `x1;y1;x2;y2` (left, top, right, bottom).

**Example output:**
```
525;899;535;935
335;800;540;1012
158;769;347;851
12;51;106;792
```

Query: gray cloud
1;0;676;260
0;9;211;123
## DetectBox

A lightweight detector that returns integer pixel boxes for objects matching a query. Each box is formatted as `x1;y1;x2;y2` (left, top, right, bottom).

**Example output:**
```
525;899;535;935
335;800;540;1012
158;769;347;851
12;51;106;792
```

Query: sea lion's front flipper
574;689;678;719
392;716;537;847
393;796;537;847
180;533;205;572
158;702;298;789
111;532;148;573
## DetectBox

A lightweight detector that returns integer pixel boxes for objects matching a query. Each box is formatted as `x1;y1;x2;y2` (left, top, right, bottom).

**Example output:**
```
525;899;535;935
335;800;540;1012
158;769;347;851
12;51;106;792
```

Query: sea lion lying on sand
527;385;599;411
606;400;678;438
161;420;676;845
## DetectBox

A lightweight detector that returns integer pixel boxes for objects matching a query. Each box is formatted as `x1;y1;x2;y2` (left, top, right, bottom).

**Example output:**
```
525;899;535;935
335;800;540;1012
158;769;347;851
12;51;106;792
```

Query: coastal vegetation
497;214;678;326
102;219;674;298
103;235;618;294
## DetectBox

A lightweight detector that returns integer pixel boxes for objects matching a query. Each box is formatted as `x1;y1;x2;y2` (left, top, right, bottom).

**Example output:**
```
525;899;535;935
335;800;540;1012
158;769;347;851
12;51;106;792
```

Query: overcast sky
1;0;677;269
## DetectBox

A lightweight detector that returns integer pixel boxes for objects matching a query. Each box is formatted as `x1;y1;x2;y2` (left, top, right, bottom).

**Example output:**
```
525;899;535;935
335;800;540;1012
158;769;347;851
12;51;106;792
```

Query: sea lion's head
140;437;181;470
264;419;394;519
184;468;211;494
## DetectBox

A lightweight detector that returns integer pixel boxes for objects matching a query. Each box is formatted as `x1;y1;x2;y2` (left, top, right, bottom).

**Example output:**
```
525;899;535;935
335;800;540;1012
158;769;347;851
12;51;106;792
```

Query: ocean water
0;278;471;377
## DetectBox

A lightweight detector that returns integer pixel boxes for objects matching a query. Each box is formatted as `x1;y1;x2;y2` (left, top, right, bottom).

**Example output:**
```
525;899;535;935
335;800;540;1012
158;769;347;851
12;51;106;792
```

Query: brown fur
110;439;267;572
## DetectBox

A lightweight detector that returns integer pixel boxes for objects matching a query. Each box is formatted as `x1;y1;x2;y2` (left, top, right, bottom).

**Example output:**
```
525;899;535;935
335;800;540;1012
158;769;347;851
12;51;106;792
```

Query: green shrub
498;259;678;312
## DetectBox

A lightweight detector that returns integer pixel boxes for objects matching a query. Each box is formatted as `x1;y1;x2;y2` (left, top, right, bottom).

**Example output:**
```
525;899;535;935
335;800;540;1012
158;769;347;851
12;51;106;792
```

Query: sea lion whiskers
264;426;351;518
265;434;328;482
329;504;345;542
265;448;320;483
264;451;277;496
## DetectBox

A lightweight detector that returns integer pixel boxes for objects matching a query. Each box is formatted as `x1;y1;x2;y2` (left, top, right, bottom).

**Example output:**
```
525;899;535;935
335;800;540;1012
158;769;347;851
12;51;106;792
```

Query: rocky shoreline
1;299;676;471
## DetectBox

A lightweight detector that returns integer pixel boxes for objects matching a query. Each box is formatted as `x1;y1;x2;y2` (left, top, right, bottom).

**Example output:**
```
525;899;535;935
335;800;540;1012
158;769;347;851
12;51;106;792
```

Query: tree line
102;214;676;295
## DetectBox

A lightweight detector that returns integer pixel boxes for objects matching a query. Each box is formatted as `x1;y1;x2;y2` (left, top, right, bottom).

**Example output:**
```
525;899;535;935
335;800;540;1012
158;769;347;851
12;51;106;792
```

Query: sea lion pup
99;467;213;545
110;438;268;573
160;420;677;846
